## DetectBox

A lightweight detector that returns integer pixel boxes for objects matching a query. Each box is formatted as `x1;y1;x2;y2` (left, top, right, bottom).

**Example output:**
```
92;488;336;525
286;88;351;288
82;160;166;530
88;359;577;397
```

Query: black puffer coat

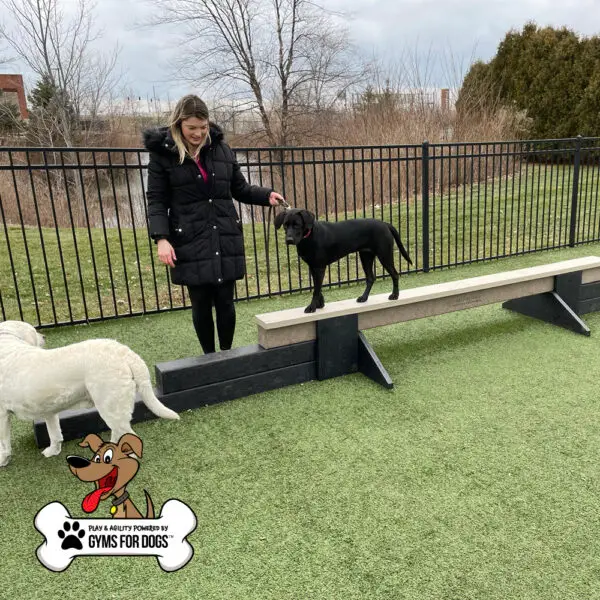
143;124;272;286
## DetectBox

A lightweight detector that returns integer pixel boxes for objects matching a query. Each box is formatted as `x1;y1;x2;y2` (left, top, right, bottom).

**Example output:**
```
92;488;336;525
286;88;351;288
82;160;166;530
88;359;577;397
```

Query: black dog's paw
388;292;399;300
356;295;368;303
58;521;85;550
304;304;317;313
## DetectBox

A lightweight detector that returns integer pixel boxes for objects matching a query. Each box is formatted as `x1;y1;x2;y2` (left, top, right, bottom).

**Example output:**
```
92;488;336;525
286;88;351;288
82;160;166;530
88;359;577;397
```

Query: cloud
3;0;600;100
335;0;600;57
331;0;598;74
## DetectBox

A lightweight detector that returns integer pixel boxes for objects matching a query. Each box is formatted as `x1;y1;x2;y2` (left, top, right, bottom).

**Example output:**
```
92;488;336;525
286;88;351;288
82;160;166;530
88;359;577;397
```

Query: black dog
274;209;412;313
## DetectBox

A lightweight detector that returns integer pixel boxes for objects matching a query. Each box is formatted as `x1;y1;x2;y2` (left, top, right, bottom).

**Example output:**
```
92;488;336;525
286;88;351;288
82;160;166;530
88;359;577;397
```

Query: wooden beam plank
258;278;553;349
257;322;315;350
582;266;600;284
357;279;552;329
255;256;600;330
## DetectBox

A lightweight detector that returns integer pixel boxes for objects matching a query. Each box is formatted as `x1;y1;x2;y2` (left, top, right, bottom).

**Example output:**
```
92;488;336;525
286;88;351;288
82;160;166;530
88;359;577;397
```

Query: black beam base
156;342;315;394
155;362;316;413
577;281;600;314
34;392;147;449
33;343;317;448
33;361;316;448
503;291;590;336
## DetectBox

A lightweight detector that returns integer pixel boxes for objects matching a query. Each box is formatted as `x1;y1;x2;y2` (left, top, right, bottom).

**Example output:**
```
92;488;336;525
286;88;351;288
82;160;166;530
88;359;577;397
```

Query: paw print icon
58;521;85;550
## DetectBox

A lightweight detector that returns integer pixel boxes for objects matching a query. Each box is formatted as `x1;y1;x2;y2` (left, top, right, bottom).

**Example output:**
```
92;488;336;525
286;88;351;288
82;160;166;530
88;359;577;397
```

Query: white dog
0;320;179;467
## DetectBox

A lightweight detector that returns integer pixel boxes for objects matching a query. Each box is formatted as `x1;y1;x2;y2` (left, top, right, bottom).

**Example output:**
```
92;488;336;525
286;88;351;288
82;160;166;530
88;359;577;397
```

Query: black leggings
187;281;236;354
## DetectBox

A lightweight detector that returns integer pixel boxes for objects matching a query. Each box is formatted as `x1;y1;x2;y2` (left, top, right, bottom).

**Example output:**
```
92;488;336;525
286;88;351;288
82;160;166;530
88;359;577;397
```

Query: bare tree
0;44;13;66
144;0;364;145
0;0;121;146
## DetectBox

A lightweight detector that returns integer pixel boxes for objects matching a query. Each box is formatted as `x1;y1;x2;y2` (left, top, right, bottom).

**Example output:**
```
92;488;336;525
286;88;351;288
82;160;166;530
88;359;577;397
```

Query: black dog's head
274;209;315;245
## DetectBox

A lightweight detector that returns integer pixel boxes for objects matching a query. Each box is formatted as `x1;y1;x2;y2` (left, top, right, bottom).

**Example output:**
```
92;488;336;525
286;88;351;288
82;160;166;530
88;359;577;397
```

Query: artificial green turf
3;245;600;598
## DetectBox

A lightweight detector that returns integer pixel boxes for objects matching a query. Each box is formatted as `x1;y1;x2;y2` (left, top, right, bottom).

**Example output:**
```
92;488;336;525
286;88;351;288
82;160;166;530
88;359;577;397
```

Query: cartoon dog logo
35;432;197;572
66;433;154;519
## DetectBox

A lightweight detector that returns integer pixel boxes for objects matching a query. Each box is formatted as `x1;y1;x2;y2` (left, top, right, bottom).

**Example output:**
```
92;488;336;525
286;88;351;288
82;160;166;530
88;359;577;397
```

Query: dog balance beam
33;255;600;447
255;256;600;387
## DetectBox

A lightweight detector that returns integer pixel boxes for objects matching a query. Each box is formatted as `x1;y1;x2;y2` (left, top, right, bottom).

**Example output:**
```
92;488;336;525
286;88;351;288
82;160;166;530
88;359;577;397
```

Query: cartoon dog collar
110;491;129;514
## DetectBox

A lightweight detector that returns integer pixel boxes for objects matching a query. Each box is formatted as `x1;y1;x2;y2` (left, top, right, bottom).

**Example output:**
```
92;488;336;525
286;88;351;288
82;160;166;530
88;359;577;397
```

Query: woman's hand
157;239;177;268
269;191;286;206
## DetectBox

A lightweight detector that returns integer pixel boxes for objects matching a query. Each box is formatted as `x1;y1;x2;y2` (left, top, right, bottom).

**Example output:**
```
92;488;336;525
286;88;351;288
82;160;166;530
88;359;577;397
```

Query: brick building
0;74;28;119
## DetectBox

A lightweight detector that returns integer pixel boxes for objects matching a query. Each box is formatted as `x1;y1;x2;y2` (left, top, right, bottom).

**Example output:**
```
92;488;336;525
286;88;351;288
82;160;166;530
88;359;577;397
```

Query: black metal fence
1;136;599;328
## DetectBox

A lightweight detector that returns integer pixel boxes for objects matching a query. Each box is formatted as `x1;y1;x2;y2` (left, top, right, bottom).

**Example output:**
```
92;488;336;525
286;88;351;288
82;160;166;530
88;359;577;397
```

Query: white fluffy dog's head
0;320;45;347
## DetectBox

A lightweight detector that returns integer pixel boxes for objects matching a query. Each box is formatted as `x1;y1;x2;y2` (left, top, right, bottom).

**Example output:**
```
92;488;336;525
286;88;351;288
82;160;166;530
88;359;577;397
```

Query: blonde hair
168;94;212;164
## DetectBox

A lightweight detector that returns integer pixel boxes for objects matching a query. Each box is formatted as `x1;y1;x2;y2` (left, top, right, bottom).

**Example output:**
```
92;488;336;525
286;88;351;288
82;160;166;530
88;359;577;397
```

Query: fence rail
1;136;599;328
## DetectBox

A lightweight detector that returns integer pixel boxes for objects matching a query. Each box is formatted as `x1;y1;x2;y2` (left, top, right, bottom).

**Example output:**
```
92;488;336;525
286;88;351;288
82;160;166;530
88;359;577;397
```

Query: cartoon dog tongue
81;467;118;513
82;486;113;513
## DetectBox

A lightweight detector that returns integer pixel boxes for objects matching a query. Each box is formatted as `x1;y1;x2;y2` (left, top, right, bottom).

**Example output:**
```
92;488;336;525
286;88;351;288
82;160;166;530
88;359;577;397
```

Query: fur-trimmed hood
142;123;225;155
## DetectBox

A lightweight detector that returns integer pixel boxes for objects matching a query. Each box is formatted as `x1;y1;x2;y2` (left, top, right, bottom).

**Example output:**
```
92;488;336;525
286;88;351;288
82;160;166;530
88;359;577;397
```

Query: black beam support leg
503;271;590;336
316;315;394;389
358;331;394;389
316;314;358;380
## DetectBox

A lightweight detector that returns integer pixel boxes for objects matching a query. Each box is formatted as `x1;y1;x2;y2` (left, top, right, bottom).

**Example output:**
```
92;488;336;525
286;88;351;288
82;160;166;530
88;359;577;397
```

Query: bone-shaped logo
34;499;196;572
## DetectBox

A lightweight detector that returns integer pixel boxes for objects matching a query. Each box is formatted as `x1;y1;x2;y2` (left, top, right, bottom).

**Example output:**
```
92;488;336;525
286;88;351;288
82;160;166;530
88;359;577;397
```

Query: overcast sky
3;0;600;103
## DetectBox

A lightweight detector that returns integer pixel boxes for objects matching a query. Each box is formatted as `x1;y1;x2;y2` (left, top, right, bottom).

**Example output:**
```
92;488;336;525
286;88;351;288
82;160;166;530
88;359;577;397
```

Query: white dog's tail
126;351;180;421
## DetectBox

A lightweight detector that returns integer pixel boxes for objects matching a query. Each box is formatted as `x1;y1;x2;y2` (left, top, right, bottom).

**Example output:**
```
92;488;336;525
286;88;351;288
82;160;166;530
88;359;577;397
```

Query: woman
144;95;284;353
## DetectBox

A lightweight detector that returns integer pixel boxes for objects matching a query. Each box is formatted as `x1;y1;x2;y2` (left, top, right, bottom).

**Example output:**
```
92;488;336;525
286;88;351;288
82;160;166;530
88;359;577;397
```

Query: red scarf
194;156;208;181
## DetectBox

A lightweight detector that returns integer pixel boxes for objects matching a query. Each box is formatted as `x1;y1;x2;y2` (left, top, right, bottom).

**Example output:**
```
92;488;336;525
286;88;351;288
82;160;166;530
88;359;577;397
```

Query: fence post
422;140;430;272
569;135;582;247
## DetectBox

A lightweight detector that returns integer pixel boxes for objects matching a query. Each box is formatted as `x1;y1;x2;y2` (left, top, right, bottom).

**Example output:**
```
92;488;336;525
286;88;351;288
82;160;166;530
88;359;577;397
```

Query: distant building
351;88;457;112
0;74;28;119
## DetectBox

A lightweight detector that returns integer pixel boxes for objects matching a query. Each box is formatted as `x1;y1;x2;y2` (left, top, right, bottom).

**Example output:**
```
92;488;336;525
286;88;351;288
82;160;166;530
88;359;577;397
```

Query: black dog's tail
388;224;413;265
